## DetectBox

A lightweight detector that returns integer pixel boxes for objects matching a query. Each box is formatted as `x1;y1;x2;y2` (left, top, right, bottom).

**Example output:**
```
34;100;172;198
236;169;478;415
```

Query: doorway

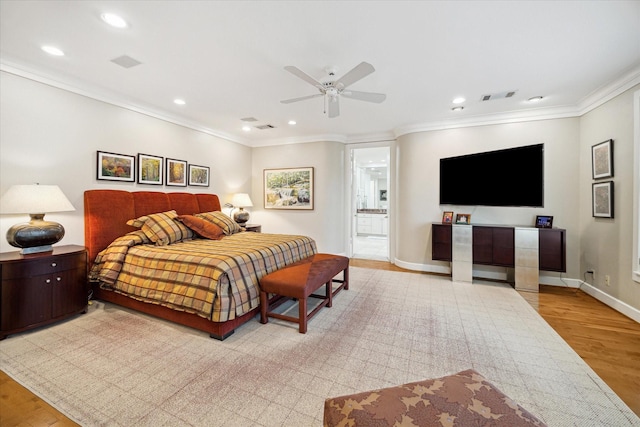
351;146;390;261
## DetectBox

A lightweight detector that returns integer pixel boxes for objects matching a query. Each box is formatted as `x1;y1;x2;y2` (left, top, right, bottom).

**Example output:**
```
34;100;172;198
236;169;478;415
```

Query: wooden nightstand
0;245;88;339
243;224;262;233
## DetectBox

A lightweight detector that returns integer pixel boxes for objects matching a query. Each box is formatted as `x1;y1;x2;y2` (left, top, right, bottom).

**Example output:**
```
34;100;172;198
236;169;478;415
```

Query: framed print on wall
137;153;163;185
592;181;614;218
592;139;614;179
166;158;187;187
97;151;135;182
264;167;314;210
188;164;210;187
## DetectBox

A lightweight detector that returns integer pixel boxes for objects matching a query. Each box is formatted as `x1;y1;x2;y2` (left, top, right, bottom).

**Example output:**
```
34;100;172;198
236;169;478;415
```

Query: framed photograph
264;167;314;210
97;151;135;182
592;139;614;179
379;189;388;201
188;164;210;187
535;215;554;228
442;211;454;224
166;158;187;187
455;213;471;224
137;153;163;185
593;181;614;218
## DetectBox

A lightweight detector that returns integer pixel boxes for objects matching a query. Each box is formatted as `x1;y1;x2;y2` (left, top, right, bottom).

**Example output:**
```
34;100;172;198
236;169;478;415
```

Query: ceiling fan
280;62;386;118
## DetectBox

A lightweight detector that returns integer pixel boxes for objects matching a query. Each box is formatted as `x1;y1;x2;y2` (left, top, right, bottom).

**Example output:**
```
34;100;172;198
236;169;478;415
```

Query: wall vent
110;55;142;69
480;90;517;101
240;117;258;122
255;124;276;130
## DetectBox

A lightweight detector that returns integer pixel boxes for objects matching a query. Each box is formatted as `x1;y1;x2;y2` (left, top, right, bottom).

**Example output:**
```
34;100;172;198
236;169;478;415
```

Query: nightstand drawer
2;252;86;280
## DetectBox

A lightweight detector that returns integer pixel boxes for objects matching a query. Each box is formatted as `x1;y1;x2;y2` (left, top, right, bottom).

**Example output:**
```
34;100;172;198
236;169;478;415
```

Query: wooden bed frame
84;189;259;340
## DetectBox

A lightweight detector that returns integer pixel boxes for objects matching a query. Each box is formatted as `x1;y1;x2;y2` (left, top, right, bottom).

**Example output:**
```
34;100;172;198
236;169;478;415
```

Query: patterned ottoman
323;369;547;426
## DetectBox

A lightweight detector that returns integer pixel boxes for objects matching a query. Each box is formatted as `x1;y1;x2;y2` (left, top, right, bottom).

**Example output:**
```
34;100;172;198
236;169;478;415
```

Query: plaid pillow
126;210;194;245
177;215;225;240
196;211;241;235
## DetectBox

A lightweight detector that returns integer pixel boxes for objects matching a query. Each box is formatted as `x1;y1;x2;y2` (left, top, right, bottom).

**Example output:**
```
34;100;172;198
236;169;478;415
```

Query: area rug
1;267;638;426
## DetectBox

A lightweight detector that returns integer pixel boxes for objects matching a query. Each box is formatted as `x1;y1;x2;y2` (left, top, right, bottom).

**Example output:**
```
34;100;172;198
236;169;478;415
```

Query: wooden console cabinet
0;245;87;339
431;224;566;272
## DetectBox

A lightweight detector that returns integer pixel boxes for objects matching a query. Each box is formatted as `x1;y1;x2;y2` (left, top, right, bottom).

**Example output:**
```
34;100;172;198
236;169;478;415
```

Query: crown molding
577;64;640;115
0;60;249;146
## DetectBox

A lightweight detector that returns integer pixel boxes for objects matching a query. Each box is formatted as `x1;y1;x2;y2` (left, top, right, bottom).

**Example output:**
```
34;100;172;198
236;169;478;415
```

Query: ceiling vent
480;90;517;101
240;117;258;122
255;124;276;130
110;55;142;69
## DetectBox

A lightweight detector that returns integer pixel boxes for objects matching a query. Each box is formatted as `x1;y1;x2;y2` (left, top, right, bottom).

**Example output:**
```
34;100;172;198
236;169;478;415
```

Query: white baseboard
579;282;640;324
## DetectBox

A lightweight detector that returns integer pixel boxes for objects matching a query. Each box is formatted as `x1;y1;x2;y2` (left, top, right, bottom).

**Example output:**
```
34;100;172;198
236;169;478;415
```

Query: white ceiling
1;1;639;148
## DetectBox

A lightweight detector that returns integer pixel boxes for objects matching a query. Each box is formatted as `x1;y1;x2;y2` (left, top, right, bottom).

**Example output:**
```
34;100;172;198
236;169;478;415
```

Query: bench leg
299;297;308;333
260;290;268;324
326;281;333;307
344;267;349;290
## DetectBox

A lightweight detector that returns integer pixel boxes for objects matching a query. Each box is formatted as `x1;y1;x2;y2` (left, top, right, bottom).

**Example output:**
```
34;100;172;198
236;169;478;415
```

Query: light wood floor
1;259;639;425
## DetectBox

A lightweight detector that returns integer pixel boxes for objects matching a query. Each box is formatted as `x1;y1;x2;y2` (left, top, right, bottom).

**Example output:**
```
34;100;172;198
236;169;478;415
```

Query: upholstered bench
323;369;547;427
259;253;349;333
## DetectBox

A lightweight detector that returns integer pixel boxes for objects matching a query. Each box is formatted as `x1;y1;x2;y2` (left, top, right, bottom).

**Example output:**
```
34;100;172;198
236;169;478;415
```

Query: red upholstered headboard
84;190;221;267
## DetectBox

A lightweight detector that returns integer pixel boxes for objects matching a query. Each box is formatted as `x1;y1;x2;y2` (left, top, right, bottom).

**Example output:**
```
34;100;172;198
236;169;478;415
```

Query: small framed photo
442;211;454;224
592;139;614;179
137;153;163;185
593;181;614;218
455;213;471;224
97;151;135;182
166;158;187;187
188;164;210;187
535;215;554;228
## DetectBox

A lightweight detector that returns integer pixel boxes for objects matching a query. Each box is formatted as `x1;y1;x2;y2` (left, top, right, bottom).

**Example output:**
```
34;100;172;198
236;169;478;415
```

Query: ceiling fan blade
328;97;340;118
334;62;375;89
342;90;386;103
280;93;323;104
284;66;324;89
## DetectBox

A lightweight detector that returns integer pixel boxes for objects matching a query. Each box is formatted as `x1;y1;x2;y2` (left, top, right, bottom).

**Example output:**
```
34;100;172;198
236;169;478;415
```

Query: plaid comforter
89;231;317;321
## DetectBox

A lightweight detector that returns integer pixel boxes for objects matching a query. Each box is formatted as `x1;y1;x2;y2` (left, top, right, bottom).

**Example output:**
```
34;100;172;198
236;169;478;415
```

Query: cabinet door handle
51;262;57;267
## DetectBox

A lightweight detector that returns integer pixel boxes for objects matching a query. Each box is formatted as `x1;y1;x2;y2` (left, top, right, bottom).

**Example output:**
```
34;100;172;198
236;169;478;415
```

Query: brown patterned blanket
90;231;317;322
324;369;547;427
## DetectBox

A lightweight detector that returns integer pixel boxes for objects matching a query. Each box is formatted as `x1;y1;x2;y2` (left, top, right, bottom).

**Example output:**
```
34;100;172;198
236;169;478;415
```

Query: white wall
395;119;581;281
250;141;346;254
579;84;640;311
0;71;251;253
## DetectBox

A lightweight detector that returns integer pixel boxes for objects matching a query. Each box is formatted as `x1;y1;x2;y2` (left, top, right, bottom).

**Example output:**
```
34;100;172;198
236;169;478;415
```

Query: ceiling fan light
173;98;186;105
452;97;465;104
242;125;251;132
288;120;296;125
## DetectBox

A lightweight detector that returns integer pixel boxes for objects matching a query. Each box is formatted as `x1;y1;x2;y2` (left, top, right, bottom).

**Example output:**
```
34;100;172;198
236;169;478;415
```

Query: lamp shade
0;184;75;214
0;184;75;254
231;193;253;208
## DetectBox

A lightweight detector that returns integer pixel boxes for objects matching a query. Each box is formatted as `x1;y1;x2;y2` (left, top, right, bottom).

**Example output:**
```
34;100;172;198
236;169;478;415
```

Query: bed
85;189;317;340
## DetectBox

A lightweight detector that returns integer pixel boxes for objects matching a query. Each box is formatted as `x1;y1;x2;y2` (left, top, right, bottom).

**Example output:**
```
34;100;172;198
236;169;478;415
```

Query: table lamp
0;184;76;254
231;193;253;225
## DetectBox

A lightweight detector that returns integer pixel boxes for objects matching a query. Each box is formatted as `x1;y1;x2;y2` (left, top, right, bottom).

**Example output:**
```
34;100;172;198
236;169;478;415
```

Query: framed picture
264;167;314;210
188;164;210;187
379;189;388;201
593;181;614;218
455;213;471;224
535;215;554;228
442;211;454;224
166;158;187;187
137;153;163;185
592;139;614;179
97;151;135;182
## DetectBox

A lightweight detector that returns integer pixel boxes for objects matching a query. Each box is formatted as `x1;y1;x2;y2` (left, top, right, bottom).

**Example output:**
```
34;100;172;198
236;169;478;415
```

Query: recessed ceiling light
41;45;64;56
288;120;296;125
101;13;128;28
528;96;544;102
173;99;186;105
242;125;251;132
451;106;464;111
452;97;465;104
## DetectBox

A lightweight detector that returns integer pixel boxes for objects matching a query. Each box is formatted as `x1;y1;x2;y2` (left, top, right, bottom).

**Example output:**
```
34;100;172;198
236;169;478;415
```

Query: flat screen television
439;144;544;207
